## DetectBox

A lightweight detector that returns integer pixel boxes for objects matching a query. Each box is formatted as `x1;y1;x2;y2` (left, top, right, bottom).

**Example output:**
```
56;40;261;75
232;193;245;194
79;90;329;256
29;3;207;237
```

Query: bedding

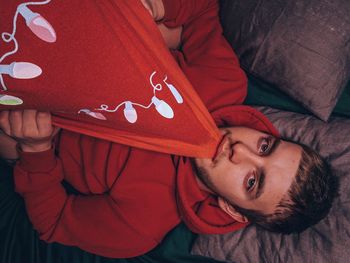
220;0;350;121
244;76;350;118
192;107;350;263
0;0;220;158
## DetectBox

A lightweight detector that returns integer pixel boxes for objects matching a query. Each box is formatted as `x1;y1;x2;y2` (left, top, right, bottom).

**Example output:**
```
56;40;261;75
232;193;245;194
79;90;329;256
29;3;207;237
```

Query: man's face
194;127;302;215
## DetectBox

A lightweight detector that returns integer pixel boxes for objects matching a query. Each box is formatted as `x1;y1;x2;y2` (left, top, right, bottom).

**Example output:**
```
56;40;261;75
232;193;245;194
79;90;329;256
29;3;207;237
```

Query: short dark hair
232;143;339;234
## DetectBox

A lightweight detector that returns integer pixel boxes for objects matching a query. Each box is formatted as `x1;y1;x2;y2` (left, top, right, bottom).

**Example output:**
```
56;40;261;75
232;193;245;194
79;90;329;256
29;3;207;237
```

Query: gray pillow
220;0;350;121
191;107;350;263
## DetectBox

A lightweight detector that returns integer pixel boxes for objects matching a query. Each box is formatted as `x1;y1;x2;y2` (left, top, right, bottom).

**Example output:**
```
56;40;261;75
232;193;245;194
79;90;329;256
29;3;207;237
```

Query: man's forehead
259;141;302;209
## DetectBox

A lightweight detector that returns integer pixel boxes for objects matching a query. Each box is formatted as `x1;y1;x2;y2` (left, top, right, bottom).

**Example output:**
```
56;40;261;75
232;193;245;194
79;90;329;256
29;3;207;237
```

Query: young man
0;0;337;259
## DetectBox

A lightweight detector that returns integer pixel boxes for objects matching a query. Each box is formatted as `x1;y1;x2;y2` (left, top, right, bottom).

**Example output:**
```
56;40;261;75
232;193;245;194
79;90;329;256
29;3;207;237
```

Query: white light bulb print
151;96;174;119
0;62;42;79
79;109;107;120
17;4;56;43
124;101;138;123
163;77;183;104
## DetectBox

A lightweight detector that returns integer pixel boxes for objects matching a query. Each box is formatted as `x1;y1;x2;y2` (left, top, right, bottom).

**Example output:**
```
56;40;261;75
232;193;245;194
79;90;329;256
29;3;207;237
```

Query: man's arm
163;0;248;112
0;110;163;258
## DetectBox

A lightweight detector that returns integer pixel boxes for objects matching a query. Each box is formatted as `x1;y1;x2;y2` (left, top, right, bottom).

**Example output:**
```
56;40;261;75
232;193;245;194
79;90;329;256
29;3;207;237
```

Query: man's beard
190;159;219;195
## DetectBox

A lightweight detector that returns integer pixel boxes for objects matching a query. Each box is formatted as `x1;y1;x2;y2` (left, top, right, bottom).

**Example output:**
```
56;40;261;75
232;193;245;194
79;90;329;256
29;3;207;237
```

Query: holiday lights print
1;1;184;125
0;0;55;105
79;71;183;124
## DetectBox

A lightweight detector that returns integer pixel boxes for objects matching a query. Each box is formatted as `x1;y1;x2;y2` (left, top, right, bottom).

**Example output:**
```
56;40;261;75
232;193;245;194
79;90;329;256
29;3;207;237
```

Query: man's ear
218;197;249;223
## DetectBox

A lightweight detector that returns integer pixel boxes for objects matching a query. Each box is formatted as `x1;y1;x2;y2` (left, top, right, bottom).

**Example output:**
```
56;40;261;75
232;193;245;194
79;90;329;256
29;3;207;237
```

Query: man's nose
231;143;264;165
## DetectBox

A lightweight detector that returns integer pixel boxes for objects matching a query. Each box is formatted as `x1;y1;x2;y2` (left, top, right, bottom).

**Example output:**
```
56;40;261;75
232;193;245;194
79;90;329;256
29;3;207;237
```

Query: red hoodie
13;0;278;258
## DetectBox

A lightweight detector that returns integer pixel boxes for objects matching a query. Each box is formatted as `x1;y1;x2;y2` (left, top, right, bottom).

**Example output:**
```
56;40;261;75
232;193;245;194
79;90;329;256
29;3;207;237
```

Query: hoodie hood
177;105;280;234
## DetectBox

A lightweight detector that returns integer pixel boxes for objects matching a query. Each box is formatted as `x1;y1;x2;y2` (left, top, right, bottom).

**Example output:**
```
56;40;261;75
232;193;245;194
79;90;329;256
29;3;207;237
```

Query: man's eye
246;175;256;191
259;138;270;155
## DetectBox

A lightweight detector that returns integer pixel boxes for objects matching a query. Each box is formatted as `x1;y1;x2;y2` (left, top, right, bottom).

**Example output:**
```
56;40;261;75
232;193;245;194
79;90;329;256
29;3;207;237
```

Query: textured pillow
192;107;350;263
0;1;220;158
220;0;350;121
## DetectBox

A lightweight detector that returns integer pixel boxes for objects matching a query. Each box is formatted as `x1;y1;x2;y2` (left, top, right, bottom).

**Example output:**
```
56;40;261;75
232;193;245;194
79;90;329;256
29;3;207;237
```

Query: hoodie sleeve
163;0;247;112
162;0;214;26
13;148;159;258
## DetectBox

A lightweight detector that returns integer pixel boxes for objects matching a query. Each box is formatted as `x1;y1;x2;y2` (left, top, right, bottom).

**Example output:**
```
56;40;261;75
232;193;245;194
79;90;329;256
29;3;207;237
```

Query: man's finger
0;111;11;135
139;0;164;21
9;110;23;137
140;0;153;16
36;111;53;137
22;110;39;137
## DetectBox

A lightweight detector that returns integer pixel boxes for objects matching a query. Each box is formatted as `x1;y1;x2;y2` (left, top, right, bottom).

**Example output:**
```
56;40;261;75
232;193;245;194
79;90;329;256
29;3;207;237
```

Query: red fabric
162;0;247;112
15;134;181;257
12;0;253;258
0;0;224;158
14;106;278;258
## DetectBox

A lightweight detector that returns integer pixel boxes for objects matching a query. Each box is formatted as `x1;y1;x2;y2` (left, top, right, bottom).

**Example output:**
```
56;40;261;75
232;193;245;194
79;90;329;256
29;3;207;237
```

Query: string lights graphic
0;0;55;93
92;71;184;124
1;1;184;124
17;4;56;43
78;109;107;121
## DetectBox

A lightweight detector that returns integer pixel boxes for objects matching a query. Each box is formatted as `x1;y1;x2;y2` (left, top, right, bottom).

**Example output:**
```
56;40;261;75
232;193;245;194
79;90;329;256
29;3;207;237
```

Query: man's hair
232;143;339;234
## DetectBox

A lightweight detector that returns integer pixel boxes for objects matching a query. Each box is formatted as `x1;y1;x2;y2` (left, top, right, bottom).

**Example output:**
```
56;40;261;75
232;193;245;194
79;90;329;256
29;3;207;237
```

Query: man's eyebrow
255;170;265;199
255;138;281;199
269;137;281;156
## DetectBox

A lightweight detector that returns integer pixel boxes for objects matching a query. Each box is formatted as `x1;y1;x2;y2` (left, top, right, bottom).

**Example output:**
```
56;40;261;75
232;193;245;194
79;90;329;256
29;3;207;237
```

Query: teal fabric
0;160;222;263
334;83;350;118
244;75;350;118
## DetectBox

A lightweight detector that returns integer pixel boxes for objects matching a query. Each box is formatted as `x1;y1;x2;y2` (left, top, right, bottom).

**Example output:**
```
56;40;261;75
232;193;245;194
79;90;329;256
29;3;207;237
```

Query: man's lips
212;133;229;162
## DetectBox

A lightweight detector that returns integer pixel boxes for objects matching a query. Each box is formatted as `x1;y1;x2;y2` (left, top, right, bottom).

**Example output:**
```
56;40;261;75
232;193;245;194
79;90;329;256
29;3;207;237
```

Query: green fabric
244;75;350;118
334;83;350;118
0;160;222;263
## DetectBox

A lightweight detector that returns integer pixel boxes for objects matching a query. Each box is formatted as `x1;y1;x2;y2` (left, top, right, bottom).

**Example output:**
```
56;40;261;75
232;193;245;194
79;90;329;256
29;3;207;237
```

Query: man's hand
140;0;182;49
140;0;165;21
157;23;182;50
0;110;59;153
